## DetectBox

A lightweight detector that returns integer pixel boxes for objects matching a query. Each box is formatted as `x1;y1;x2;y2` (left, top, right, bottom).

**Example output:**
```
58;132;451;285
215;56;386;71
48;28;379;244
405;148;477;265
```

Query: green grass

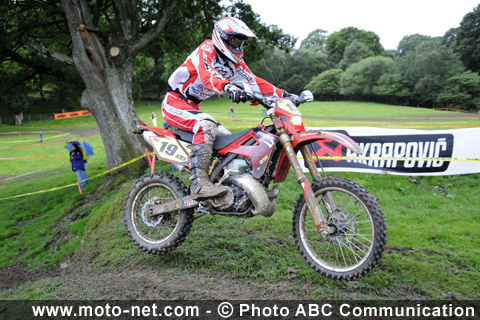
1;99;479;299
135;99;480;130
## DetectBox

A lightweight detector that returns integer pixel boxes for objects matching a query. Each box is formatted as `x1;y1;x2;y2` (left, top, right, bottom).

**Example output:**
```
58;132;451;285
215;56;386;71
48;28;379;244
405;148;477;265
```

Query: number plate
149;136;191;166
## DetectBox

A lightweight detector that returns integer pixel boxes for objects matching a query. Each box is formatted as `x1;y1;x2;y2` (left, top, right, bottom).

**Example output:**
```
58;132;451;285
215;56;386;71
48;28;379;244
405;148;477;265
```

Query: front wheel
293;177;387;280
124;172;194;255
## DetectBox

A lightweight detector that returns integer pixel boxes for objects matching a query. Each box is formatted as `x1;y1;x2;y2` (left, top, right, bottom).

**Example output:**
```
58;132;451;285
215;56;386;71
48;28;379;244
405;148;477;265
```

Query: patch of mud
0;265;318;300
0;263;431;300
0;265;50;293
16;215;45;228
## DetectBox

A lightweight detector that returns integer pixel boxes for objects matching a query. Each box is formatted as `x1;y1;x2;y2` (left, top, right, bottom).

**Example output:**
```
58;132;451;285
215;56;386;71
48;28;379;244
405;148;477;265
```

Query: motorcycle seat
172;128;253;151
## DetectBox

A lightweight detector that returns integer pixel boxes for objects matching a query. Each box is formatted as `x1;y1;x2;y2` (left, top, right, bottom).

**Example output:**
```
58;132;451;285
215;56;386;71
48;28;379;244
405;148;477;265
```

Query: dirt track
1;264;326;300
0;251;429;300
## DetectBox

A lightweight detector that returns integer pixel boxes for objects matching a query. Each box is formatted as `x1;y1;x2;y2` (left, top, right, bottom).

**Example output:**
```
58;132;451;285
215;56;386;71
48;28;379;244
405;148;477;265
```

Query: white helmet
212;17;257;64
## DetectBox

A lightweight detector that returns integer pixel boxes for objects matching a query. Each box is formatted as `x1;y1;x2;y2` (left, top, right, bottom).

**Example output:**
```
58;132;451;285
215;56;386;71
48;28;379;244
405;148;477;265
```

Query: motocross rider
161;17;294;205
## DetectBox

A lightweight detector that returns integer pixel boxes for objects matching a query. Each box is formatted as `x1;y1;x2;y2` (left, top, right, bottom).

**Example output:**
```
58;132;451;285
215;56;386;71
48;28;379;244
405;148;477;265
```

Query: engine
208;156;279;217
218;174;280;217
223;158;250;175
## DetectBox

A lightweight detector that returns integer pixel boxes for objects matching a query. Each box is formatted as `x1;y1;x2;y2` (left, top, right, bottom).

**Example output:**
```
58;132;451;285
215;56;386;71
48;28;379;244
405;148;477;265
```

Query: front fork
278;132;334;235
300;145;337;215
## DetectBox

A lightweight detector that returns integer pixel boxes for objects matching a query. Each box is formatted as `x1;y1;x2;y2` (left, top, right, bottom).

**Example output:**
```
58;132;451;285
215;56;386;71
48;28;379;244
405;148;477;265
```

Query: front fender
293;130;363;155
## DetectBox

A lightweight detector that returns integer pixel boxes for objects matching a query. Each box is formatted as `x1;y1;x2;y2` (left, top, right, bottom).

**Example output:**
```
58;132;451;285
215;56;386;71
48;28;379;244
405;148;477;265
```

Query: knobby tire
124;172;194;255
293;177;387;280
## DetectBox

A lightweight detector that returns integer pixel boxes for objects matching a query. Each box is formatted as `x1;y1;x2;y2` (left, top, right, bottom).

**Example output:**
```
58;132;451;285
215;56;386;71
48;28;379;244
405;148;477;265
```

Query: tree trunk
81;65;147;172
61;0;148;174
13;112;24;126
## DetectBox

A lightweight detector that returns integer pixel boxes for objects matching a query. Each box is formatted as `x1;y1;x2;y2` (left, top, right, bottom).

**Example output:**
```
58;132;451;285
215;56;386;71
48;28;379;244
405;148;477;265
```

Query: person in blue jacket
70;143;89;187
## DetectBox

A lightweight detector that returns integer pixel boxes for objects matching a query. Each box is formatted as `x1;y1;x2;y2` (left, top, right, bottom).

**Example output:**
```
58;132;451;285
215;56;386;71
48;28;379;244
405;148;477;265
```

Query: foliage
397;34;432;55
280;7;480;108
437;71;480;110
306;69;343;100
326;26;383;65
456;4;480;73
272;21;477;108
253;47;287;85
1;0;296;169
223;0;296;70
0;0;83;110
373;73;413;105
0;93;31;116
139;0;296;98
0;58;31;117
47;77;84;111
340;56;394;98
279;48;332;93
337;40;375;70
395;38;464;107
442;27;459;49
299;29;328;52
137;0;224;99
3;1;480;123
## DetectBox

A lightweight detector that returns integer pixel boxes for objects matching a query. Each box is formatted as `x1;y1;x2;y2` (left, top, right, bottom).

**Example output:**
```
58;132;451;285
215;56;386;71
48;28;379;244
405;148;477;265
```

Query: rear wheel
124;172;194;255
293;177;387;280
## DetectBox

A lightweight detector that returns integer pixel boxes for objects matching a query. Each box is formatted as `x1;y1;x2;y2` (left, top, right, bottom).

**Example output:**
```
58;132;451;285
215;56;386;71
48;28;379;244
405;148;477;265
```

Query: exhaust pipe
225;175;280;217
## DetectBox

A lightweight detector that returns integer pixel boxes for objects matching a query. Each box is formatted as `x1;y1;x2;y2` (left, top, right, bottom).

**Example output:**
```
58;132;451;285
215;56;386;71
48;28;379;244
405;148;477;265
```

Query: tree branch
61;0;106;74
129;0;178;58
46;48;75;65
77;24;105;70
133;64;157;82
7;51;78;85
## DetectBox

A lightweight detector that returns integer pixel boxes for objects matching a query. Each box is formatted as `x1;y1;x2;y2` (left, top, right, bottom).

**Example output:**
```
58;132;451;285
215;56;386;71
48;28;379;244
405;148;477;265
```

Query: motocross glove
282;91;301;106
224;83;247;103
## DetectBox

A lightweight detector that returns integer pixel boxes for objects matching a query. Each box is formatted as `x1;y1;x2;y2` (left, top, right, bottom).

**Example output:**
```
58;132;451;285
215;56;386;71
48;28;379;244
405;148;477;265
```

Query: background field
0;100;479;300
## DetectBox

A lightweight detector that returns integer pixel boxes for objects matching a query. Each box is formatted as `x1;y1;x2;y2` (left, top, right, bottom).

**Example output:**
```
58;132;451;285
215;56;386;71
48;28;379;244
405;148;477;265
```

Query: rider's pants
161;92;218;146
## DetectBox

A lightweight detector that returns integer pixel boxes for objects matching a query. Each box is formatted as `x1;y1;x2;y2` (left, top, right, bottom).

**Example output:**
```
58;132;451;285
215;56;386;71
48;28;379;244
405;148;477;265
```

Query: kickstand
238;206;254;225
239;215;247;225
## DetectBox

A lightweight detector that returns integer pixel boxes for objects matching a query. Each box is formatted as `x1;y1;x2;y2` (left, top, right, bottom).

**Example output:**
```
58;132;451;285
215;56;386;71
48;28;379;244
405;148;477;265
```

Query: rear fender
138;124;176;138
294;130;363;155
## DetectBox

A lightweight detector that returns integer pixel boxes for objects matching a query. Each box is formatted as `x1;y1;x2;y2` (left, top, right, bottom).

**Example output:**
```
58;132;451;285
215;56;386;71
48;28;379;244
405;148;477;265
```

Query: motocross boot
190;144;229;201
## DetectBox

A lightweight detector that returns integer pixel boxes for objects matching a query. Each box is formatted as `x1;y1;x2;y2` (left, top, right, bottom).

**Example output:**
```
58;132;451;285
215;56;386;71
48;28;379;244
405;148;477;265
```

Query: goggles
228;36;247;50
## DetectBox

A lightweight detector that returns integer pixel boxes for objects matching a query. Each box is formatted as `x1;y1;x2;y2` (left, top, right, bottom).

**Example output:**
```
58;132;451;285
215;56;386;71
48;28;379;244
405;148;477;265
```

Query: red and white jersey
167;39;284;106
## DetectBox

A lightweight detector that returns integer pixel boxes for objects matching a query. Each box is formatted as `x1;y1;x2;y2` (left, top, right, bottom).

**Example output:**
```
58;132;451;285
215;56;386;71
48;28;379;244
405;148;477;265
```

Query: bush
0;93;31;116
306;69;343;100
437;71;480;110
340;56;393;99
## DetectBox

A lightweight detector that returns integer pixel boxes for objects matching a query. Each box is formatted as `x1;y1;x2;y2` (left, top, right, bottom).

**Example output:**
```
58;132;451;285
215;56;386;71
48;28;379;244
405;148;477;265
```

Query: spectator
70;143;89;187
150;111;157;127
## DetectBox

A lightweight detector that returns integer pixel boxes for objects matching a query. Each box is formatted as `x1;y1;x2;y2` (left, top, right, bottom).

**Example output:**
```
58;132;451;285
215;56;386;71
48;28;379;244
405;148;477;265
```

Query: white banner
301;127;480;176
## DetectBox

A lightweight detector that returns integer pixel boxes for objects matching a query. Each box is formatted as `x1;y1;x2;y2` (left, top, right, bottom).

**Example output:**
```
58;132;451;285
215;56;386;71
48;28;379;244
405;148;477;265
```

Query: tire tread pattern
292;177;387;280
124;172;194;255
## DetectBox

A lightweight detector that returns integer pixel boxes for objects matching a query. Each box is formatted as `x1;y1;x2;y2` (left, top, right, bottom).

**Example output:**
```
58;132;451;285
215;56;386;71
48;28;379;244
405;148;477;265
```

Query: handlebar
242;84;314;109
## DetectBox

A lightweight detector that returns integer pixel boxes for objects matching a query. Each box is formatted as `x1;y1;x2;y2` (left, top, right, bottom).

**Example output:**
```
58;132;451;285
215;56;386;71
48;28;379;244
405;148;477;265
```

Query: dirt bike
124;85;387;280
